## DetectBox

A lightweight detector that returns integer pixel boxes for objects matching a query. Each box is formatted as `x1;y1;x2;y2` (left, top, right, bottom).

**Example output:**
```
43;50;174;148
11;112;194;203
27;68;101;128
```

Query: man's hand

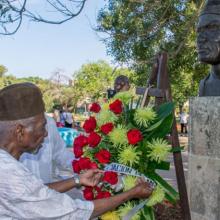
91;177;153;218
130;178;153;199
79;169;104;187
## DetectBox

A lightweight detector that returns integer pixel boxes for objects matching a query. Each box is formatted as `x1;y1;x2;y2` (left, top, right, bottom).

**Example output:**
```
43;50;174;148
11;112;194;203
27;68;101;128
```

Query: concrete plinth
189;97;220;220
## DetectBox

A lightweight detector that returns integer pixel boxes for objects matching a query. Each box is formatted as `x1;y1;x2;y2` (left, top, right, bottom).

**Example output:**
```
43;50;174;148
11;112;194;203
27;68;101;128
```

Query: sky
0;0;113;79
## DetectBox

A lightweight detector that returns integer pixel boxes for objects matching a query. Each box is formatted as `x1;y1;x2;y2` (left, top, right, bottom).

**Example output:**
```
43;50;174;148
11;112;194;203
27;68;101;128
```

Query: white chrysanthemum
118;145;141;166
147;185;165;207
109;125;128;147
134;107;156;127
147;138;170;163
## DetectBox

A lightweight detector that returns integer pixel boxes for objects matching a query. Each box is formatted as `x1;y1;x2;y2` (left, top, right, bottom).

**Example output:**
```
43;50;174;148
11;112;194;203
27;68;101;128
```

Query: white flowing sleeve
47;116;75;170
0;161;93;220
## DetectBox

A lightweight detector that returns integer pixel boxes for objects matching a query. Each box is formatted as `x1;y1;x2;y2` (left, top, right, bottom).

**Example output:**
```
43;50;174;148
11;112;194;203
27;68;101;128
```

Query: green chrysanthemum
96;109;118;127
114;91;133;105
147;185;165;207
101;100;112;111
83;147;94;160
147;138;170;163
118;202;140;220
109;125;128;147
123;175;137;191
101;211;120;220
134;107;156;127
118;145;141;166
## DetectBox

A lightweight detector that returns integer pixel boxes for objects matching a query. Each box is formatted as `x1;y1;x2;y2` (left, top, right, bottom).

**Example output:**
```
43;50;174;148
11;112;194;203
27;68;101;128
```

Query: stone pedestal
189;97;220;220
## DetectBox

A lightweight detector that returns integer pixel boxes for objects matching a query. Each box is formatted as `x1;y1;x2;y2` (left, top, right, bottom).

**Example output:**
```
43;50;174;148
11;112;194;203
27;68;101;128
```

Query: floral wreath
72;91;180;220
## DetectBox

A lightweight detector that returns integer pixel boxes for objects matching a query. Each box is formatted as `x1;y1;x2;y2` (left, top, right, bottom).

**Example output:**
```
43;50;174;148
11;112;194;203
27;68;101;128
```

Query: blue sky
0;0;113;79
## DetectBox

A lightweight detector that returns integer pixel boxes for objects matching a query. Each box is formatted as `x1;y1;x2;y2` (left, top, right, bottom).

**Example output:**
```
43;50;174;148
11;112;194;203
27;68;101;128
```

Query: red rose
83;187;94;200
100;123;114;135
88;132;101;148
96;191;111;199
73;135;88;148
72;157;97;173
90;161;99;169
80;157;98;170
127;129;143;145
95;149;111;164
90;103;101;113
73;145;83;158
72;160;81;174
109;99;123;115
103;171;118;185
78;157;91;170
94;186;102;193
83;117;97;133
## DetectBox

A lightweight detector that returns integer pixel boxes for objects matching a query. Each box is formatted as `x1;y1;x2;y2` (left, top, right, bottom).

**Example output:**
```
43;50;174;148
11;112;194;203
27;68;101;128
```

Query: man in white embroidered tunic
0;83;153;219
20;114;75;183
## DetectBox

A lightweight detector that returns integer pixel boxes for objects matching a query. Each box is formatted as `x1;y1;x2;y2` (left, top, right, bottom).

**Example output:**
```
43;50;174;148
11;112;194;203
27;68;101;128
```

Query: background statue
197;0;220;96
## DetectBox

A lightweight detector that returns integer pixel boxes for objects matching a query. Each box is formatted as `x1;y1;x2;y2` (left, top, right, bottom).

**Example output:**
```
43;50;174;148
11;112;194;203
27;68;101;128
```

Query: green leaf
155;161;170;170
165;192;178;205
141;206;155;220
146;161;170;172
144;114;173;140
148;172;179;201
144;117;164;132
156;102;174;119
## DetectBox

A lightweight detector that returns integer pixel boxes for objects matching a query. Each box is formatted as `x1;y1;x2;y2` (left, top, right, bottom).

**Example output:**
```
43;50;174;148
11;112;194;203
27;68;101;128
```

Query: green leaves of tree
97;0;208;106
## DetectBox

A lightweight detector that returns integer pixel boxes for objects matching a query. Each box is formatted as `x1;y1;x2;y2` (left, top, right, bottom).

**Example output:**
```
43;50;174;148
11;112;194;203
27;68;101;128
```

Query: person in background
64;106;74;128
0;82;153;219
114;75;131;93
107;75;131;99
179;109;188;134
53;107;61;126
60;109;66;127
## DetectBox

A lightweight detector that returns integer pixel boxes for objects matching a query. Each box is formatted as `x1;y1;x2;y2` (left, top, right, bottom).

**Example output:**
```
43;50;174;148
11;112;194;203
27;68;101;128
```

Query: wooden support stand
136;52;191;220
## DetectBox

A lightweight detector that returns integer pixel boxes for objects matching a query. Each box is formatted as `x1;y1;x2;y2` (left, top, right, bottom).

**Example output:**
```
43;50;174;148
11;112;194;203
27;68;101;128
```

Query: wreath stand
136;52;191;220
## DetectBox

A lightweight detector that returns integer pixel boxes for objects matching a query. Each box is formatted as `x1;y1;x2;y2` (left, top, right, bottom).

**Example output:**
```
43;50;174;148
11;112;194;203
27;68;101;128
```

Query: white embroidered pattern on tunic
0;149;93;220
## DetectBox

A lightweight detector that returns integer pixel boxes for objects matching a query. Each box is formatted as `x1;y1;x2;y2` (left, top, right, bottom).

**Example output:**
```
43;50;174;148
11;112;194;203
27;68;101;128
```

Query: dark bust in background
197;0;220;96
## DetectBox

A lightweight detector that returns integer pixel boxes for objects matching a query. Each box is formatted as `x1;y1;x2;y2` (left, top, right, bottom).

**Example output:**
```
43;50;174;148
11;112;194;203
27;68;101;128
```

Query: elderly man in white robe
20;114;81;199
0;83;152;219
20;114;75;183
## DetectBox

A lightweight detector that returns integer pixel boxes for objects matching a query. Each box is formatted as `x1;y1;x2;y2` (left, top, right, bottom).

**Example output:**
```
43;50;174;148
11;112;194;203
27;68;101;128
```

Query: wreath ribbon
104;163;156;220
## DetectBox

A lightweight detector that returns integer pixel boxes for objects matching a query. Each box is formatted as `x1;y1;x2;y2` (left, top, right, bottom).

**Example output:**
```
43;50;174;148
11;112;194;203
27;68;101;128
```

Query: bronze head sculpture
197;0;220;96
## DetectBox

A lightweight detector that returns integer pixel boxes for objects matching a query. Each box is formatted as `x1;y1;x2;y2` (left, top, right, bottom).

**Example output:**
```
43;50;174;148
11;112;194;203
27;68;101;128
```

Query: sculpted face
197;14;220;64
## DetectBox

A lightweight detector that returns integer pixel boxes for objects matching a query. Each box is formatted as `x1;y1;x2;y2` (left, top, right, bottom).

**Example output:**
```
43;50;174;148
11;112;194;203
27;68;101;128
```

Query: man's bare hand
79;169;104;187
131;178;153;199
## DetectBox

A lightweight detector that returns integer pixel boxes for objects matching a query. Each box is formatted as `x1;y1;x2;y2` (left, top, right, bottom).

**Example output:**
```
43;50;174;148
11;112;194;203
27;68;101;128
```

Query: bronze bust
197;0;220;96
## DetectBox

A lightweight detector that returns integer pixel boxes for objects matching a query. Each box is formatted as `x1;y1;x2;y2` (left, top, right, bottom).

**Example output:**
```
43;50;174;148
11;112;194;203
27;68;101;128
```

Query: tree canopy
0;61;136;112
0;1;212;108
73;60;137;100
96;0;209;106
0;65;8;77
